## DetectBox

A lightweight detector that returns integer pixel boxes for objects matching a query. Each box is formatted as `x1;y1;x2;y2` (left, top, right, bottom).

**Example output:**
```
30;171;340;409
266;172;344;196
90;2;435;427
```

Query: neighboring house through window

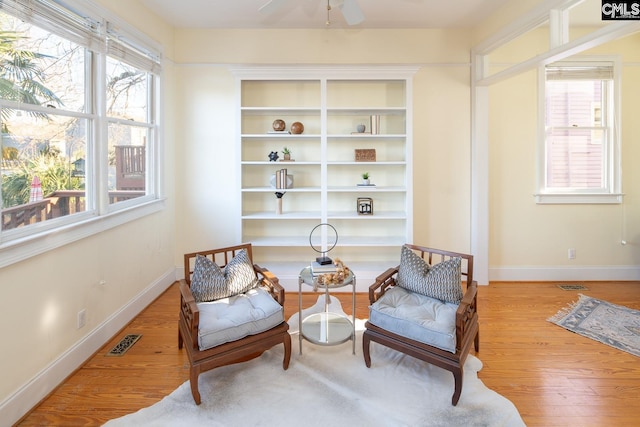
536;57;621;204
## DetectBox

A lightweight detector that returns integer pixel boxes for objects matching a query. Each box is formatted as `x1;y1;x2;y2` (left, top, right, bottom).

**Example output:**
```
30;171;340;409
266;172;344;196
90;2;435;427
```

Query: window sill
0;198;166;269
534;193;623;204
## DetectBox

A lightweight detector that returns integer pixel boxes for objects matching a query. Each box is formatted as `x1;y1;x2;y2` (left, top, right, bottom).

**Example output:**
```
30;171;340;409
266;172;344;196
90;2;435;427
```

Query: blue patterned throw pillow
396;245;463;304
190;249;258;303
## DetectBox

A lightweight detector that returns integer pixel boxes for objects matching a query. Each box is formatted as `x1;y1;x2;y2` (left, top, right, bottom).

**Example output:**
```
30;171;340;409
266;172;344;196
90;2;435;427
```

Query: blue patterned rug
548;294;640;357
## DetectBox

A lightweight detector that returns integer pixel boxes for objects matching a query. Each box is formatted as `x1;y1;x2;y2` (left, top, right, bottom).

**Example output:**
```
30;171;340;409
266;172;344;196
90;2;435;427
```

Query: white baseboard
489;265;640;282
0;268;176;426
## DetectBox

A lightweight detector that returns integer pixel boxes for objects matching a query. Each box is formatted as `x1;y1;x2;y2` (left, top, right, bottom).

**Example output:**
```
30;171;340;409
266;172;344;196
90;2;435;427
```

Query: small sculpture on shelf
290;121;304;134
357;197;373;215
268;151;279;162
272;119;286;131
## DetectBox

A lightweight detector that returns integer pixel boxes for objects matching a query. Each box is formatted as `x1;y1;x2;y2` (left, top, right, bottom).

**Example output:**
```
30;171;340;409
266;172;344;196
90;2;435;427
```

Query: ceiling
140;0;516;30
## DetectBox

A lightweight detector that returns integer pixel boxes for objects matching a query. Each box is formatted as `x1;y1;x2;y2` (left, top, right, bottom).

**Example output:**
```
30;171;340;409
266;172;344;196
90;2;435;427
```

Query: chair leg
282;333;292;370
362;331;372;368
452;368;463;406
190;368;201;405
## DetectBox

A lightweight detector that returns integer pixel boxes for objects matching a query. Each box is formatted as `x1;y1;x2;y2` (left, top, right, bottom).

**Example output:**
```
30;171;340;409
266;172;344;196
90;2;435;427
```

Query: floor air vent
106;334;142;356
557;284;588;291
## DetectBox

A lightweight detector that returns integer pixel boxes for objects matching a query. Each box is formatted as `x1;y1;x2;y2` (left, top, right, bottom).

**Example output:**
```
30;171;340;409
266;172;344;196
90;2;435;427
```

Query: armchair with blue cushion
178;243;291;405
363;244;479;405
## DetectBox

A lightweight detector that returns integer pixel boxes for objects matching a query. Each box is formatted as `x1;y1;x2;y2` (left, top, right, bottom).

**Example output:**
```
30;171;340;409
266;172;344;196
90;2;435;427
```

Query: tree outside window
1;14;88;227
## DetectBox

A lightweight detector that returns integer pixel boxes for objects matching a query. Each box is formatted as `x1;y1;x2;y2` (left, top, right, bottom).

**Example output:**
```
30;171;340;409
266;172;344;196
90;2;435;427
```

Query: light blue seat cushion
369;286;458;353
197;287;284;351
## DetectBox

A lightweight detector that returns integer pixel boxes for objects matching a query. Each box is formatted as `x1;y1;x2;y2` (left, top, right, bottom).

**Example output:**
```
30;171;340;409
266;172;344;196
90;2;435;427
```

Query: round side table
298;266;356;355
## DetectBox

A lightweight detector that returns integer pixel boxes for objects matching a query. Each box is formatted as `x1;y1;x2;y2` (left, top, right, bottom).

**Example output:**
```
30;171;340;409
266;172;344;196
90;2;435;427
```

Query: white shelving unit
233;66;417;290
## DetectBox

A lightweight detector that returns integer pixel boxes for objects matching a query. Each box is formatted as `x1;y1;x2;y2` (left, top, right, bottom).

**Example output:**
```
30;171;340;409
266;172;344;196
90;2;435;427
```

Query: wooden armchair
178;243;291;405
363;244;479;405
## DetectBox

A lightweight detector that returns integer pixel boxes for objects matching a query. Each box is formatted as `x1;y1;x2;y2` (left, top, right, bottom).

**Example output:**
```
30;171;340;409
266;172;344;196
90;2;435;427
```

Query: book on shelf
275;168;288;189
370;115;380;135
268;130;291;134
351;131;372;135
311;261;337;274
356;183;376;188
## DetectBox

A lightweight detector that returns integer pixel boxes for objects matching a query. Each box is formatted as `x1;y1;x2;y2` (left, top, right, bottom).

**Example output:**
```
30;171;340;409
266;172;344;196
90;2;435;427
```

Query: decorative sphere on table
272;119;286;131
290;121;304;134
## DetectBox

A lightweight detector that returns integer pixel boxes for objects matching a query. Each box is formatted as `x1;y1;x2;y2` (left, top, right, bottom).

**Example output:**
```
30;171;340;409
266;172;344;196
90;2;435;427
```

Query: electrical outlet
568;248;576;260
77;309;87;329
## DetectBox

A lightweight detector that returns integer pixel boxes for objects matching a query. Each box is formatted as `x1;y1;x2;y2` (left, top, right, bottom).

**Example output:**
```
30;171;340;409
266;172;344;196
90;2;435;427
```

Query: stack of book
275;168;287;189
310;261;337;275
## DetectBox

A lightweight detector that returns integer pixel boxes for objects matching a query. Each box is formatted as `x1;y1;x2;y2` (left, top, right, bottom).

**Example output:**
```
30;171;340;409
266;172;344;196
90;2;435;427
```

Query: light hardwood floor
16;281;640;426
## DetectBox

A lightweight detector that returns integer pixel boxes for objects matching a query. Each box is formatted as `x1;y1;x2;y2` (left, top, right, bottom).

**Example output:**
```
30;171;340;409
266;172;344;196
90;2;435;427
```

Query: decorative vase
363;178;370;185
284;153;291;161
276;198;282;214
357;124;366;133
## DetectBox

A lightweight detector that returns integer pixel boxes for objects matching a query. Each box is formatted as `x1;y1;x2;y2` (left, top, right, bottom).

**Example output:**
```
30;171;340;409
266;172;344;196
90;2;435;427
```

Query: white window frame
0;0;164;268
535;56;622;204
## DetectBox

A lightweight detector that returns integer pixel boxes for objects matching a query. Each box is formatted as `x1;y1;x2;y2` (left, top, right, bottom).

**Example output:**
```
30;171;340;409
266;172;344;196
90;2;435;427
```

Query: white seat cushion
197;287;284;350
369;286;458;353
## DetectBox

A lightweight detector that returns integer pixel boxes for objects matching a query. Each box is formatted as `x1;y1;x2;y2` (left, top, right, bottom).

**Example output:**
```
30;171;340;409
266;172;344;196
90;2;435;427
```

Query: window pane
106;57;148;122
108;122;146;204
0;11;86;112
1;109;87;230
546;80;603;127
546;128;604;189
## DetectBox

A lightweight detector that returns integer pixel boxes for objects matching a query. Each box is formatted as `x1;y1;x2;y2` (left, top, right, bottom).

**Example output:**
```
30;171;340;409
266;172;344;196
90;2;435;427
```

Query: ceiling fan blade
259;0;288;15
339;0;364;25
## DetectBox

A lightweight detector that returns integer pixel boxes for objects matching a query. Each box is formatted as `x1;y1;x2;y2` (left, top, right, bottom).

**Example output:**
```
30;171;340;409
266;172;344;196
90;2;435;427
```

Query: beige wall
174;29;470;64
172;28;475;260
0;0;178;420
487;31;640;275
174;65;239;255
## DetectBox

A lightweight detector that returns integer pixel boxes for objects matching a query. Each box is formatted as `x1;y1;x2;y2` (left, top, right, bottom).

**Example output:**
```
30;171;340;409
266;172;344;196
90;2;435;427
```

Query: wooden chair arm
458;281;478;308
455;281;478;351
368;266;399;304
254;263;285;306
179;279;200;349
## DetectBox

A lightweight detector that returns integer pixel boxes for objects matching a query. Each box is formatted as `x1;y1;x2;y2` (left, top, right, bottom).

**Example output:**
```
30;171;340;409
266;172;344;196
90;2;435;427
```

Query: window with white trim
0;0;161;252
536;58;621;204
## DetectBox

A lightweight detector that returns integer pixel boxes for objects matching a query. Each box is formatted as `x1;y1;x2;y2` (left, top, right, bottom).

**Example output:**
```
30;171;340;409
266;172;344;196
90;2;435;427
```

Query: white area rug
105;296;524;427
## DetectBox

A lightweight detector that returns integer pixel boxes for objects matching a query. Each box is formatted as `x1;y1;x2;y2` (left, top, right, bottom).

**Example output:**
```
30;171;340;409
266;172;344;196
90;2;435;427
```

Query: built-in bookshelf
232;66;417;290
